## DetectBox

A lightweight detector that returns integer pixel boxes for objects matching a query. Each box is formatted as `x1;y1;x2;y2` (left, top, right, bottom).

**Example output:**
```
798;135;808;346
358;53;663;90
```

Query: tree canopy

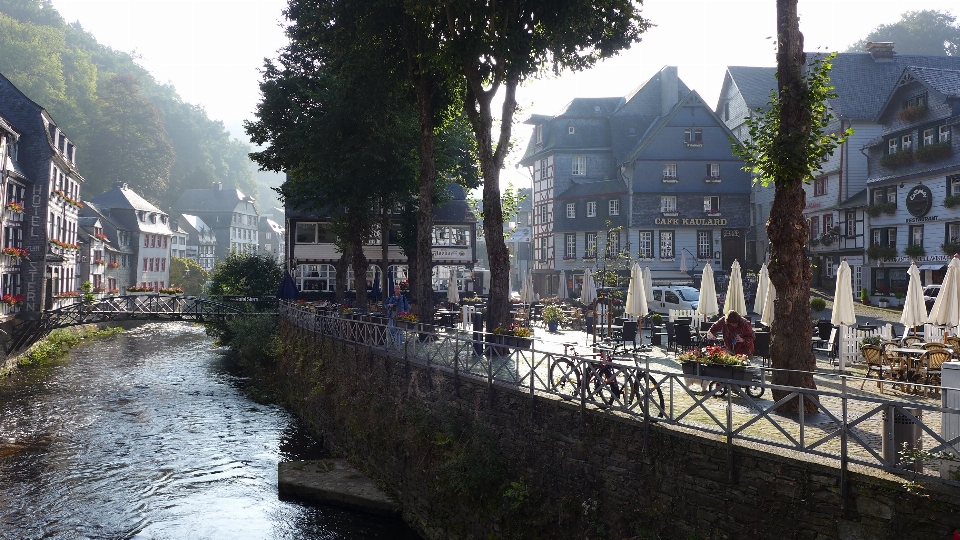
846;10;960;56
0;0;259;207
208;252;283;297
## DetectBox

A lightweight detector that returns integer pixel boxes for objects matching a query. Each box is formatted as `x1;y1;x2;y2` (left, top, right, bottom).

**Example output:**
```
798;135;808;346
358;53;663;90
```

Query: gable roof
89;182;163;213
722;66;777;111
874;66;960;122
555;179;627;199
173;184;256;215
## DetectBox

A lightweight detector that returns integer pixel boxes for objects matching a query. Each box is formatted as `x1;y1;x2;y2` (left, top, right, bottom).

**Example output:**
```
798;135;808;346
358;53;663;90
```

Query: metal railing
280;301;960;486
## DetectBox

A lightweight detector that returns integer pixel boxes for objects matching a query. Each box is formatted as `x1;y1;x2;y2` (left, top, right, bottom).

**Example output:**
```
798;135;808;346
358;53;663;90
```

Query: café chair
902;335;923;347
922;342;947;351
860;344;891;391
918;348;950;396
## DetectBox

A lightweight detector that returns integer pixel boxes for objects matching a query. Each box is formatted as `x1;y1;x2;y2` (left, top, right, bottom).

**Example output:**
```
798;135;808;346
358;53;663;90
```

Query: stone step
278;459;400;517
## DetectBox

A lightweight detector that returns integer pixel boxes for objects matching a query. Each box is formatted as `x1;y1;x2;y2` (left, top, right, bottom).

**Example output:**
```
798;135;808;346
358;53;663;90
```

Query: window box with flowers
903;244;926;259
55;291;80;299
2;294;24;307
108;288;120;294
5;202;25;214
562;255;577;260
916;141;952;163
898;104;927;123
49;239;80;251
943;241;960;256
880;150;914;169
3;247;27;259
93;259;106;265
93;287;106;293
865;202;897;217
159;287;184;296
108;261;121;268
867;244;898;261
126;285;153;294
53;189;83;208
94;232;109;241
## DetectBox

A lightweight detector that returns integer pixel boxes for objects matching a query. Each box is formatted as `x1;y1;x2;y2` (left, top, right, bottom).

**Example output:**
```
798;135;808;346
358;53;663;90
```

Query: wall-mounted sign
653;218;728;226
906;184;932;217
432;248;471;262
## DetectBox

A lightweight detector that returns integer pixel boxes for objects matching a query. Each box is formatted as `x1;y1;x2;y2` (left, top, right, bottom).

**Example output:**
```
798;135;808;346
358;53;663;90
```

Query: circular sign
906;185;932;217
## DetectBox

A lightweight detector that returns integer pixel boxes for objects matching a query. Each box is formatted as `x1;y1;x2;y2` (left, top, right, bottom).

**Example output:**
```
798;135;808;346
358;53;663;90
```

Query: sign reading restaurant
654;218;728;226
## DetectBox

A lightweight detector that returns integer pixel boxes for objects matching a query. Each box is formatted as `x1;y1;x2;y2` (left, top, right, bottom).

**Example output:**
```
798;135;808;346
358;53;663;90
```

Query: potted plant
894;291;904;307
878;297;890;308
860;287;870;305
542;304;566;333
810;297;826;321
394;311;418;330
861;335;882;348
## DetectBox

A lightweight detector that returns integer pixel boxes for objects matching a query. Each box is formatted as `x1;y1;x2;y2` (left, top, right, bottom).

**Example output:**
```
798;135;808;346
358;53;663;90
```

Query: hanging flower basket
5;202;25;214
2;247;27;258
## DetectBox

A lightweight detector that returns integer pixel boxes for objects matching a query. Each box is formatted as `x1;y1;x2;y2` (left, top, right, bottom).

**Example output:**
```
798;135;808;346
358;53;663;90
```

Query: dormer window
901;134;912;151
941;125;952;143
568;126;575;135
535;125;543;146
888;138;898;154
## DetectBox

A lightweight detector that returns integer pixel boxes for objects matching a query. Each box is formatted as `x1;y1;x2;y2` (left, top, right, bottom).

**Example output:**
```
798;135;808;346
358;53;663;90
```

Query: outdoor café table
887;346;952;381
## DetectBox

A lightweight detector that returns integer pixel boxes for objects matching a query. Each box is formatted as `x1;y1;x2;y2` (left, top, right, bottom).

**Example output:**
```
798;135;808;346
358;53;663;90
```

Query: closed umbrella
680;251;688;273
580;270;597;306
724;260;747;316
372;268;381;299
760;282;777;327
388;268;396;295
755;263;770;316
697;261;719;317
625;262;647;319
901;262;927;333
643;266;654;304
831;260;857;326
928;254;960;336
276;271;299;300
558;270;568;300
446;267;460;304
519;270;536;306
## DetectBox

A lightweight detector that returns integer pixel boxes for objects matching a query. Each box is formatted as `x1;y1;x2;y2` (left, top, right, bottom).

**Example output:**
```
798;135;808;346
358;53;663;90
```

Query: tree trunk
771;0;818;413
350;227;369;309
462;71;519;333
381;202;390;305
335;250;349;305
414;75;436;325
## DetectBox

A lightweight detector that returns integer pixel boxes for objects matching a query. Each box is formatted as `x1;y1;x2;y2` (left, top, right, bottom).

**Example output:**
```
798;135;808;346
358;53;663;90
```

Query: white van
651;285;700;315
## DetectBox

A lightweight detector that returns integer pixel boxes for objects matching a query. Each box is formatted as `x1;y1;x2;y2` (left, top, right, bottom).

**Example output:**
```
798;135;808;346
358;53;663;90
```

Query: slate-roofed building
81;201;136;294
76;216;108;294
0;72;84;311
177;214;217;271
85;182;172;291
259;214;284;261
721;43;960;296
862;64;960;302
0;112;27;319
286;183;478;296
520;66;752;297
172;182;258;263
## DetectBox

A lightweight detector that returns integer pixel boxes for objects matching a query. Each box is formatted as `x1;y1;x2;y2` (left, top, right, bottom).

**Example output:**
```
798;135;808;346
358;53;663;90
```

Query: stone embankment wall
275;321;960;540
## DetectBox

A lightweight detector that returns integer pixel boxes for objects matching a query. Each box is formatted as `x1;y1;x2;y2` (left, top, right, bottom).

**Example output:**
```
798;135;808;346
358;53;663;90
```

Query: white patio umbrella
680;251;688;273
697;261;719;317
625;262;647;319
643;266;654;304
579;269;597;306
760;282;777;327
831;259;857;327
558;270;568;300
446;267;460;304
724;260;747;316
928;254;960;336
519;269;536;306
755;263;770;316
901;262;927;334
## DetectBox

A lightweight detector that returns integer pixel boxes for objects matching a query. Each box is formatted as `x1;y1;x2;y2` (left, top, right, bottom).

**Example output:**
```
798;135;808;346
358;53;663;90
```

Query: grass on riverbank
18;326;124;367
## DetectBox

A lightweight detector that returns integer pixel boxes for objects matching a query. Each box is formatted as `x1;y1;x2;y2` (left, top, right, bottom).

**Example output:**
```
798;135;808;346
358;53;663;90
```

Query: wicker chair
902;335;924;347
918;348;951;395
861;344;890;391
922;342;947;350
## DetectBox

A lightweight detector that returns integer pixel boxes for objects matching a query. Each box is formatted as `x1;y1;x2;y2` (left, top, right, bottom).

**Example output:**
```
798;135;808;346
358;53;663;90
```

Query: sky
50;0;959;189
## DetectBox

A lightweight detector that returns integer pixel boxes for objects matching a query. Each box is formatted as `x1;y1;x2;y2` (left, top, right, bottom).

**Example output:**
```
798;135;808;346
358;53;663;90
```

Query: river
0;322;422;540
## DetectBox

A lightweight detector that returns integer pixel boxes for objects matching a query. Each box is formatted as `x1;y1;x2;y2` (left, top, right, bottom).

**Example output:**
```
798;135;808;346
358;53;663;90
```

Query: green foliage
542;304;566;324
733;53;852;188
208;252;282;297
0;1;258;206
866;201;898;217
211;314;281;367
903;243;926;258
810;297;826;314
916;141;952;163
942;241;960;256
169;257;209;295
861;288;869;301
880;150;914;169
867;244;898;261
846;10;960;56
80;280;95;303
21;325;123;366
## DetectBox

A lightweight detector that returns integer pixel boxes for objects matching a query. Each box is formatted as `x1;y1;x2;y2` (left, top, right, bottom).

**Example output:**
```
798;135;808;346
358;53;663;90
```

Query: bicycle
549;350;665;417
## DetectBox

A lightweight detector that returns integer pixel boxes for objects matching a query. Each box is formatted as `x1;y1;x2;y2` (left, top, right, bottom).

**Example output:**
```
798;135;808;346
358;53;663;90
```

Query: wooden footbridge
5;295;277;354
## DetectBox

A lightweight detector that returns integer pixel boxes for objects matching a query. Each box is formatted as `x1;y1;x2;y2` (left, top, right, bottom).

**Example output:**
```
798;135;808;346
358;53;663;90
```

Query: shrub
810;298;826;314
903;244;926;259
916;141;952;162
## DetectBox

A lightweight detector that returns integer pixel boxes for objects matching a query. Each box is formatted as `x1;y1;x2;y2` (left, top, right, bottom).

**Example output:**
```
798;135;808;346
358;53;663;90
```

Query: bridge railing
279;301;960;485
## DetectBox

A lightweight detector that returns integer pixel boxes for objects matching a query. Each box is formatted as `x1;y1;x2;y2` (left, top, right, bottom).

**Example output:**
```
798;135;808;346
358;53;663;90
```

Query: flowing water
0;322;421;540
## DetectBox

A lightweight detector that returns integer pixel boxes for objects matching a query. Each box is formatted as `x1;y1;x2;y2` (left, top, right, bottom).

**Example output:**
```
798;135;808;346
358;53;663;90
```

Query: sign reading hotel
654;217;728;226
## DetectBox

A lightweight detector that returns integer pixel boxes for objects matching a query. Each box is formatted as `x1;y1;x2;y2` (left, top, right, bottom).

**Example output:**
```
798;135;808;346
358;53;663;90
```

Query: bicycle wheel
707;380;729;397
549;357;581;399
633;372;666;418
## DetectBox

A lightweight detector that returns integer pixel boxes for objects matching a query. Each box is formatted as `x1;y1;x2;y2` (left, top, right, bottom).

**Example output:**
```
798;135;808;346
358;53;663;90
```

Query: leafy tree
733;2;850;410
169;257;209;295
439;0;649;331
847;10;960;56
208;252;283;297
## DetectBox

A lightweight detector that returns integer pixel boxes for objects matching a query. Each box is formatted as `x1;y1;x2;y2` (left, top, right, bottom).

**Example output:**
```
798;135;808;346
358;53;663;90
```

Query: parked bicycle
549;351;665;417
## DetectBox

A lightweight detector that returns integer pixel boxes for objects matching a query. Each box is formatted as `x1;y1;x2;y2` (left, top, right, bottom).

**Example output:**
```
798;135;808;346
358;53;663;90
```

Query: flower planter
547;321;559;332
513;336;534;350
680;361;751;381
486;334;512;357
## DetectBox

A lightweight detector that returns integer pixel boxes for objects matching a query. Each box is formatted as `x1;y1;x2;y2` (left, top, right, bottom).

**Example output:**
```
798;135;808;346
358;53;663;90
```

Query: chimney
216;182;223;191
661;66;679;116
866;42;895;61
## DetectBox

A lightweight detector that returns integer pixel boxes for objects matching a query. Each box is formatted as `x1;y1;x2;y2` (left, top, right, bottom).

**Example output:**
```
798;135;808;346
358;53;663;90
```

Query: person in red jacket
705;310;755;356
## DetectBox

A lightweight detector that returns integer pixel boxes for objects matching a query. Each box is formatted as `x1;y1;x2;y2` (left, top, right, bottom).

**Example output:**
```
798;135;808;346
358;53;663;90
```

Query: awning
919;264;946;271
649;270;694;283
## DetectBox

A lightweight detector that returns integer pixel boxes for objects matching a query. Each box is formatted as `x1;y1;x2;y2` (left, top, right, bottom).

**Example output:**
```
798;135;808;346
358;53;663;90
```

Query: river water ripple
0;322;420;540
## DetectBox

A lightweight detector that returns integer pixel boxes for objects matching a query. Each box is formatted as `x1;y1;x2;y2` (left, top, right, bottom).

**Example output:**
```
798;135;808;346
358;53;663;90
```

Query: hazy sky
50;0;958;188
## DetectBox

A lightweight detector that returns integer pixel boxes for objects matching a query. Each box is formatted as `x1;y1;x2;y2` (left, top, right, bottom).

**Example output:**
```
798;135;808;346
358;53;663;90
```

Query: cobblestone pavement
811;288;906;327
